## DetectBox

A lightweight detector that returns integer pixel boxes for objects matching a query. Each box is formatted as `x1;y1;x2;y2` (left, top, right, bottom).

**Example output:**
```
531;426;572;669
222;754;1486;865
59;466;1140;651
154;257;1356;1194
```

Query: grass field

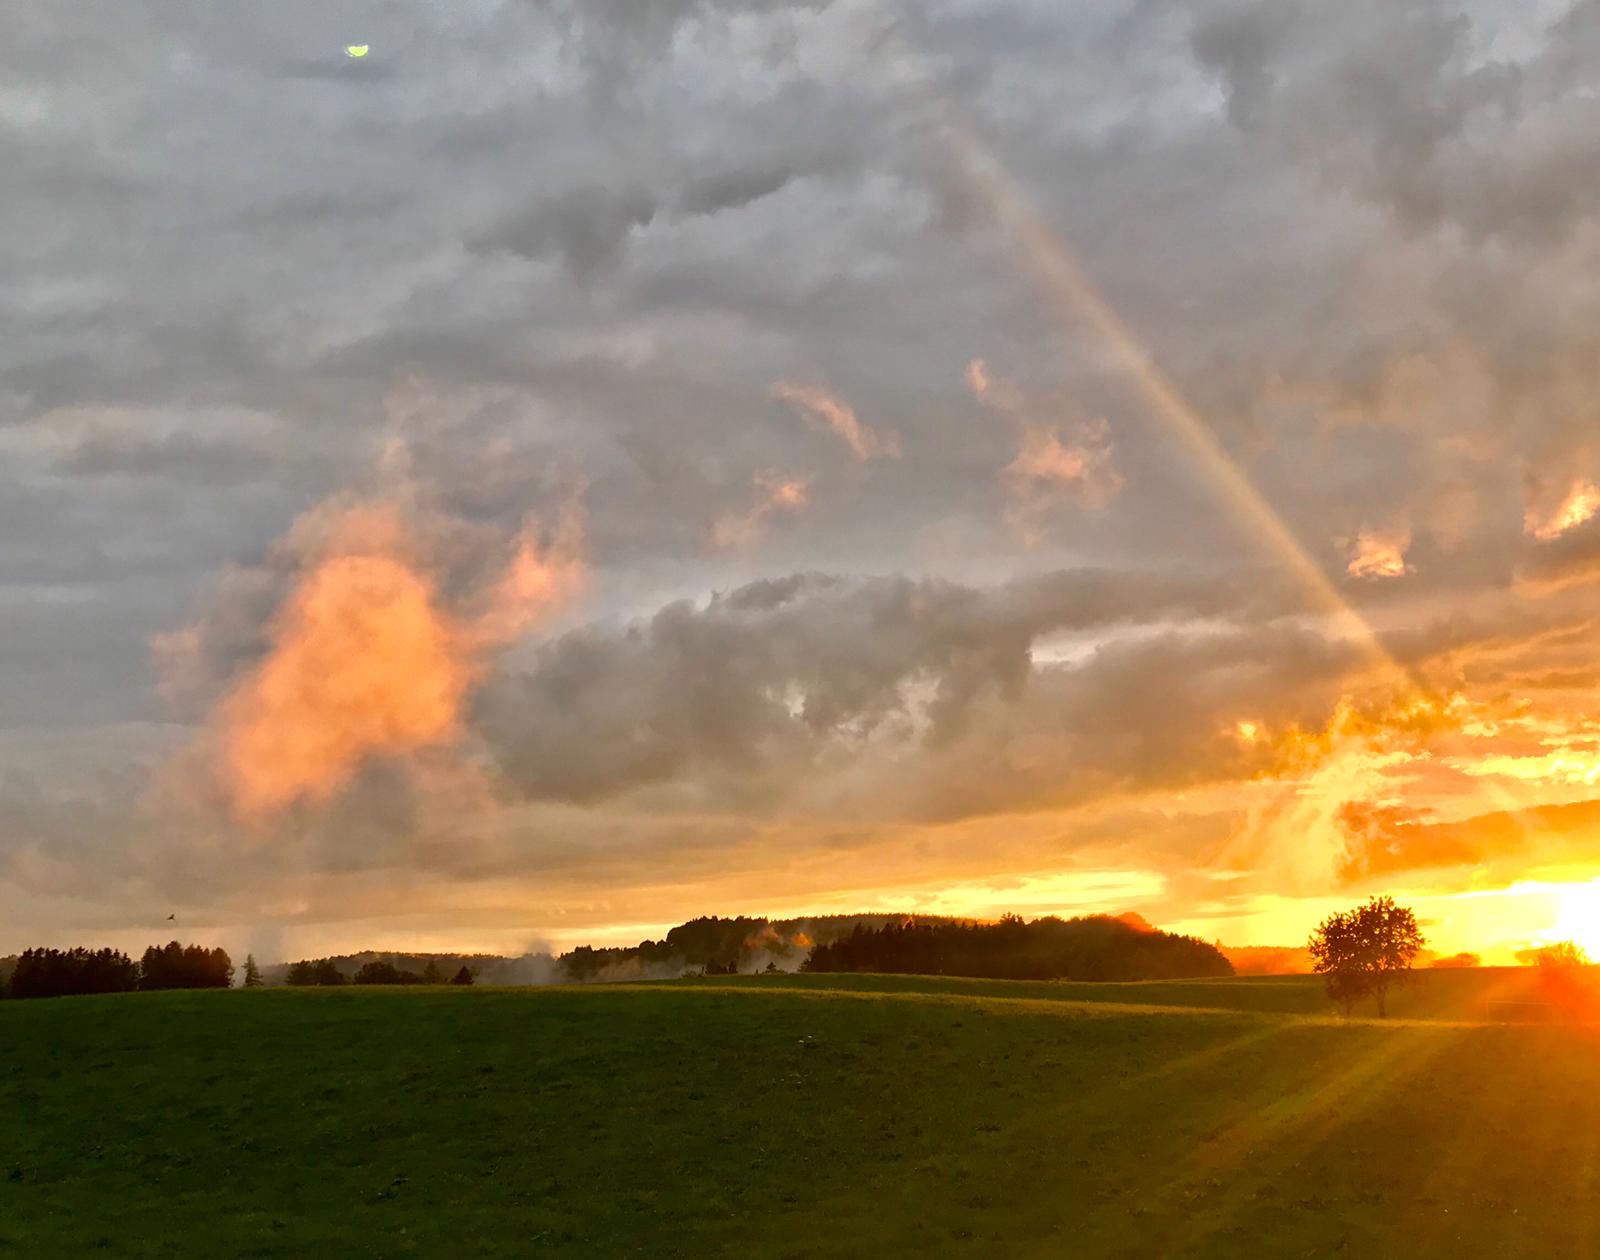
5;970;1597;1258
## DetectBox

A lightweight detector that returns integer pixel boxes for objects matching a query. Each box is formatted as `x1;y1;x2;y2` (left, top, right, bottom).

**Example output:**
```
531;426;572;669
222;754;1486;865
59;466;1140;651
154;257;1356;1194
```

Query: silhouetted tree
243;954;263;988
354;960;404;985
421;961;443;985
286;957;346;986
801;914;1233;981
9;947;139;999
450;965;474;985
1308;896;1425;1017
139;941;233;990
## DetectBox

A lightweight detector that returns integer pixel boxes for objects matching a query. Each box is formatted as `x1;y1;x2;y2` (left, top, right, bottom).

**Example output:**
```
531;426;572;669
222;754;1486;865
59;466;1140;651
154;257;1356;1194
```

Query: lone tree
242;955;263;988
1308;896;1425;1017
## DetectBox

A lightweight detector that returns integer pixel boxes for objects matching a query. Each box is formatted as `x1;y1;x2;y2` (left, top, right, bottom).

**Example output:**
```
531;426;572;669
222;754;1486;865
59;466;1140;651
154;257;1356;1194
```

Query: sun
1545;879;1600;958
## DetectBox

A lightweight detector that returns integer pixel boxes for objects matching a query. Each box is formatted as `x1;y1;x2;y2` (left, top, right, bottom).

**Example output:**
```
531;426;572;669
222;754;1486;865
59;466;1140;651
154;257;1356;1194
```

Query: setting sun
1545;879;1600;957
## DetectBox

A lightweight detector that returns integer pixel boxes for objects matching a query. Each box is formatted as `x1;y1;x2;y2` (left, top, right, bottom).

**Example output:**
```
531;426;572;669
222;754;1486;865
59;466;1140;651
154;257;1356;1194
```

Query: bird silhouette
167;913;176;921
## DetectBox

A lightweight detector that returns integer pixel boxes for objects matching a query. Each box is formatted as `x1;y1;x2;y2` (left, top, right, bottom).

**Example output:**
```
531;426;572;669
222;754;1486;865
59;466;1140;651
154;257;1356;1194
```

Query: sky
4;0;1600;965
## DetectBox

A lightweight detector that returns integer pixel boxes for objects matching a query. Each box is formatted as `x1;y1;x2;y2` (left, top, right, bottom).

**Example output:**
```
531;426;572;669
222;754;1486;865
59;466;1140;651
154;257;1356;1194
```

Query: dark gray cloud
1191;0;1597;243
479;568;1262;807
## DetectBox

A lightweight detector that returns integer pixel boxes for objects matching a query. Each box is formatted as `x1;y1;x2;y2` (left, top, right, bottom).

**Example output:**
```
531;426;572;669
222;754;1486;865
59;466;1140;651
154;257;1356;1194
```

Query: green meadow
5;971;1596;1258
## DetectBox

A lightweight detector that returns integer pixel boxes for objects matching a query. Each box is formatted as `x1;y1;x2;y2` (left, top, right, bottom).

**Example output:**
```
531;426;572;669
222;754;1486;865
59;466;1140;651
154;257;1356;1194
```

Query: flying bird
167;913;176;921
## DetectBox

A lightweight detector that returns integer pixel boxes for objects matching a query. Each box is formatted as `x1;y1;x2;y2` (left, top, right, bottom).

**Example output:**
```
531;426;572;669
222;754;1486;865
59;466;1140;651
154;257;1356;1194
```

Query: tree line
284;957;474;986
2;942;234;1000
802;914;1235;981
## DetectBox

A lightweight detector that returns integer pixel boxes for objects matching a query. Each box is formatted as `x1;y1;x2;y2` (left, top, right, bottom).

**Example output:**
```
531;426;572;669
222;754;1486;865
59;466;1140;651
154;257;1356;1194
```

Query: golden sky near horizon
3;0;1600;967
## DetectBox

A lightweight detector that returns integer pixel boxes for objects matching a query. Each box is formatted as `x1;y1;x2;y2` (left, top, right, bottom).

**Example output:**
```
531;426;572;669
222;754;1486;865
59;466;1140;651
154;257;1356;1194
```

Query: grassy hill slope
4;972;1596;1258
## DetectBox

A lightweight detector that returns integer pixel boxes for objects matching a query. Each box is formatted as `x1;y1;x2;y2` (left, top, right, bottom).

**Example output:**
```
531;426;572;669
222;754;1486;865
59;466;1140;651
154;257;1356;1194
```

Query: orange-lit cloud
771;382;899;461
469;503;587;647
1004;423;1122;540
965;358;1023;411
1462;750;1600;788
1007;425;1120;501
211;499;583;816
1345;526;1412;580
219;505;469;814
965;359;1123;539
1526;479;1600;541
711;471;811;551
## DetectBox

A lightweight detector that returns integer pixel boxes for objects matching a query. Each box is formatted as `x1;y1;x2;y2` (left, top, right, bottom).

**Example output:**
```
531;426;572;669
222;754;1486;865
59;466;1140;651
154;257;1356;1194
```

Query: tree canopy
8;947;139;999
1307;896;1425;1016
285;958;347;987
803;914;1233;982
140;941;233;990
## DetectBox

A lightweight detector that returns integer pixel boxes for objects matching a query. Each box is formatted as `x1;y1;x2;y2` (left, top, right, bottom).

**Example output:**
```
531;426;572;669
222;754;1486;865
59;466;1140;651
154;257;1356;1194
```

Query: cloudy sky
5;0;1600;964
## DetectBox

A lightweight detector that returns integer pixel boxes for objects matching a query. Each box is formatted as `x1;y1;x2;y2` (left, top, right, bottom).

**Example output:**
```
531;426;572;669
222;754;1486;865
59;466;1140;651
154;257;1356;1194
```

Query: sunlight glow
1526;478;1600;541
1544;880;1600;957
1462;750;1600;787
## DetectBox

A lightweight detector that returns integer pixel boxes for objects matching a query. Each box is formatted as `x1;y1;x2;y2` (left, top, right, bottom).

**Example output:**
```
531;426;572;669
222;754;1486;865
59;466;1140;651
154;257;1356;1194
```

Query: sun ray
1143;1020;1457;1251
918;99;1402;680
867;14;1563;910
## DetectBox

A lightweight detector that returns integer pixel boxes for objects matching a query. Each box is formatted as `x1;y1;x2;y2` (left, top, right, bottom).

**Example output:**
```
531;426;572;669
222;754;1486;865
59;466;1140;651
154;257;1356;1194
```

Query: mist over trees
351;960;451;985
560;914;968;982
253;912;1239;989
272;916;964;988
803;914;1234;981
